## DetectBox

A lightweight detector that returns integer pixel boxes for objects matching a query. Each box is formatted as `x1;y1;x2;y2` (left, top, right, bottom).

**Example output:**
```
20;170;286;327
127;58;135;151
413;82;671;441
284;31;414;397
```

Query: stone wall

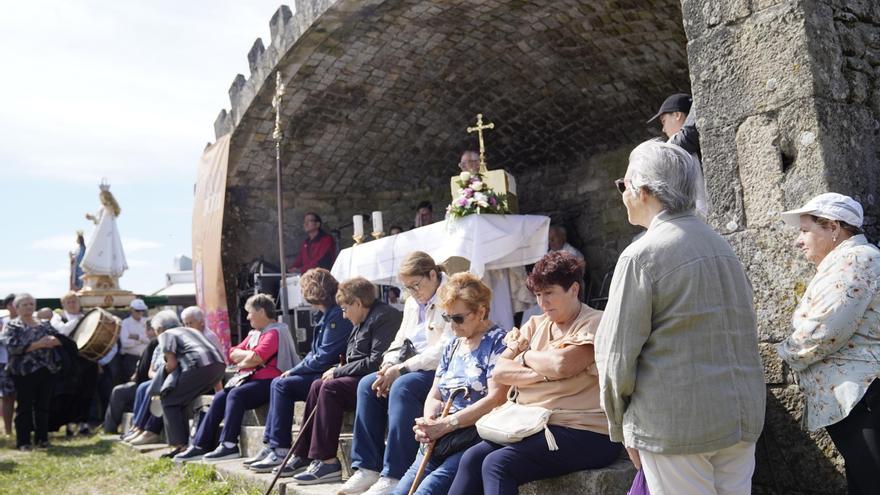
682;0;880;493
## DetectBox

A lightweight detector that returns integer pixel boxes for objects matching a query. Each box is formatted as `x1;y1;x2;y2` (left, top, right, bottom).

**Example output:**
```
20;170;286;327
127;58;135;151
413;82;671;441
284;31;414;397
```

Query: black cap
3;293;15;307
647;93;692;123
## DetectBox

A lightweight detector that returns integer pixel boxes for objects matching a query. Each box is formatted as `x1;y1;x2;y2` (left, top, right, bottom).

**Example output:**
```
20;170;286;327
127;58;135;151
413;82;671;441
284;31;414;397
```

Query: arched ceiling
224;0;690;195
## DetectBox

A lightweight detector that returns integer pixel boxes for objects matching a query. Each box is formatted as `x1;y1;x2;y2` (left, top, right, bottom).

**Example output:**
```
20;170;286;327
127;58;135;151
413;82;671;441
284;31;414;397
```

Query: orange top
505;303;608;435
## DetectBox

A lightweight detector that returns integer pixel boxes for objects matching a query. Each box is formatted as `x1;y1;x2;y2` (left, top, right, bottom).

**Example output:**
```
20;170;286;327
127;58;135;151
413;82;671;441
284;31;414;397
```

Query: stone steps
122;398;636;494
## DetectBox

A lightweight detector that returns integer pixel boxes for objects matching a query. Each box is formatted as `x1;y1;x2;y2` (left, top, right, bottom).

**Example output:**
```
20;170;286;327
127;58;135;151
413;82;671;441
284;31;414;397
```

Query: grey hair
12;293;35;308
150;309;181;331
627;140;700;213
245;293;277;319
180;306;204;324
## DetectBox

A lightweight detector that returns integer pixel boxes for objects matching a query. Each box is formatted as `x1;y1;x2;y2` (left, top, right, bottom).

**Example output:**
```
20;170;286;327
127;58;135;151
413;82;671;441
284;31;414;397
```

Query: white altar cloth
331;214;550;286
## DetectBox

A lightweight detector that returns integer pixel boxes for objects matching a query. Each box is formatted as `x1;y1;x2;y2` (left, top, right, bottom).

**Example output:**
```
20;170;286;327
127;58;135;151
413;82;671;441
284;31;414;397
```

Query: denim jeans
263;372;321;449
393;449;465;495
350;370;434;478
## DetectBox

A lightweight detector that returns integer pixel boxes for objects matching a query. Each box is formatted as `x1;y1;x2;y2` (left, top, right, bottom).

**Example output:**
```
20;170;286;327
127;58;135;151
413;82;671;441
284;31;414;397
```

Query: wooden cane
263;403;319;495
408;386;469;495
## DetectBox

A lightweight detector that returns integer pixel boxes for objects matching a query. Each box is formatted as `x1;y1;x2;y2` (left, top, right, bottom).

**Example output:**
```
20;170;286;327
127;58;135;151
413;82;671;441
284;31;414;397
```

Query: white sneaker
363;476;400;495
337;468;380;494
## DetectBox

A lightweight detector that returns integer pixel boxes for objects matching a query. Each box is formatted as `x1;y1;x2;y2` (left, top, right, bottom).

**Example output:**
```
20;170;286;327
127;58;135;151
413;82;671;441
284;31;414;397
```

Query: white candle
353;215;364;238
372;211;383;234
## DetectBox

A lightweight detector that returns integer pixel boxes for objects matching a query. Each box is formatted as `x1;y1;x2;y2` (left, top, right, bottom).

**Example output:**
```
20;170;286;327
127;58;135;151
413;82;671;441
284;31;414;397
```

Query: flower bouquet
447;171;509;219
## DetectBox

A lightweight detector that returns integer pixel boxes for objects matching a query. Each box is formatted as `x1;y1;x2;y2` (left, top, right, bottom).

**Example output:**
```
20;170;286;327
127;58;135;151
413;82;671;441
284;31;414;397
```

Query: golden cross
467;113;494;172
272;71;286;142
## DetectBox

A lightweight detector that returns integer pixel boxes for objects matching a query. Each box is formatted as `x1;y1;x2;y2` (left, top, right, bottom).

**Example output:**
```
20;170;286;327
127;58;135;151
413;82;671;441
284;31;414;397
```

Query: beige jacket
382;276;454;371
595;210;766;455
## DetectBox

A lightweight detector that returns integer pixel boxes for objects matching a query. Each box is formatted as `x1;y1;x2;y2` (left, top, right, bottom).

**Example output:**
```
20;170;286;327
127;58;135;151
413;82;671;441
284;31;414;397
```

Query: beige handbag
475;387;560;451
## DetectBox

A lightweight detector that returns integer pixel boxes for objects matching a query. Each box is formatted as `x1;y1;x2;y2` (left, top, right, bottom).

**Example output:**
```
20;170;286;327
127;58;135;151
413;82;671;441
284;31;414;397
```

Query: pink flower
457;198;469;207
463;188;474;198
489;196;497;206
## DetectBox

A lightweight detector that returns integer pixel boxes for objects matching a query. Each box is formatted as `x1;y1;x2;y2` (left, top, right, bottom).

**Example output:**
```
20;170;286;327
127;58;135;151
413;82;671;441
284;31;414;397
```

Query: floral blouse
0;317;61;376
777;235;880;430
436;325;508;414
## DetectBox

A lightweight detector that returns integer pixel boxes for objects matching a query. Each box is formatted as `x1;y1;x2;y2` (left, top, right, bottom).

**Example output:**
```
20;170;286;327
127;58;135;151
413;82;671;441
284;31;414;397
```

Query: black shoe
160;446;186;459
202;444;240;462
36;441;51;449
17;444;32;452
273;456;311;478
172;445;207;464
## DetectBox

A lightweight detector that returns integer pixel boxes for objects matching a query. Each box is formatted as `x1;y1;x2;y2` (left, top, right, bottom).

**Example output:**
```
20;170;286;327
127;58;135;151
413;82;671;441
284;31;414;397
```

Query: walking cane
263;399;319;495
408;386;470;495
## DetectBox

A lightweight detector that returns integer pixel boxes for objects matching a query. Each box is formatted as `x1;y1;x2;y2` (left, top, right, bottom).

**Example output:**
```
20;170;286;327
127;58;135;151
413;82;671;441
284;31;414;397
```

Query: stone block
520;455;636;495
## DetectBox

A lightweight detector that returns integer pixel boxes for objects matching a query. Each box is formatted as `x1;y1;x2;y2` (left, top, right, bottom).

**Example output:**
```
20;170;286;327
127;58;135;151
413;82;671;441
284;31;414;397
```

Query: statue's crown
99;178;111;192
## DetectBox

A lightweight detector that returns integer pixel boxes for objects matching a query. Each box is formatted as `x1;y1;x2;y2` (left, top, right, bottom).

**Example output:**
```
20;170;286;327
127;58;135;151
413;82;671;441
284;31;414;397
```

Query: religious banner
192;133;231;353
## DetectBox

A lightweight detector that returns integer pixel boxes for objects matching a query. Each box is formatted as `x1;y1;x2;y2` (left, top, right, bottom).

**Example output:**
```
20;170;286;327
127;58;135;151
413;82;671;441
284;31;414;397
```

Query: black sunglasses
441;312;471;324
614;178;627;193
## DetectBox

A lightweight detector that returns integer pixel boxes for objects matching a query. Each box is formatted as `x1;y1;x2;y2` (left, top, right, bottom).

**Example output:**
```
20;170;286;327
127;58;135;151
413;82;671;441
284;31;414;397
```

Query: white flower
459;171;471;182
477;201;489;208
471;181;484;191
474;192;488;203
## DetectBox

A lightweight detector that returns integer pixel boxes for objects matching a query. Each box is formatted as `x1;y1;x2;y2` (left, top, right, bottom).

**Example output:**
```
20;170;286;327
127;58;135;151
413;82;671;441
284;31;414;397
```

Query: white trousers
640;441;756;495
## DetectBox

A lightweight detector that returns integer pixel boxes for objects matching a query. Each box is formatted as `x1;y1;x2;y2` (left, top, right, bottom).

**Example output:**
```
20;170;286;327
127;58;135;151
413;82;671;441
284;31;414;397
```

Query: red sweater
288;230;337;272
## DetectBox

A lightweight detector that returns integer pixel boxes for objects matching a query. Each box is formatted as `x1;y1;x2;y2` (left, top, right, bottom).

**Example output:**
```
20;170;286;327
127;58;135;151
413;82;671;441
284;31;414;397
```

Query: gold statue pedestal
78;274;136;308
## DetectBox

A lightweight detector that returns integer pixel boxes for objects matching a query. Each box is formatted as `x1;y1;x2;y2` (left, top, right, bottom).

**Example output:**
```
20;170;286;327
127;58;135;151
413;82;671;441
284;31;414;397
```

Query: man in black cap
648;93;700;158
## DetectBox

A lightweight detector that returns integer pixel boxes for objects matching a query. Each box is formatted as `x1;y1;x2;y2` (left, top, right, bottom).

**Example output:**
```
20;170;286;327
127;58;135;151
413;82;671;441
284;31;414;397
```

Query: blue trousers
263;373;321;449
448;425;621;495
351;370;434;478
132;379;163;434
393;449;465;495
193;378;272;449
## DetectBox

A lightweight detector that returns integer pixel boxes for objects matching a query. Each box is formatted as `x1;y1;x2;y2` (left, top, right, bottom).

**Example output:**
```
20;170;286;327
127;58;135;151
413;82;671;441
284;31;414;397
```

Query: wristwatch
518;350;529;368
447;413;460;430
398;364;410;375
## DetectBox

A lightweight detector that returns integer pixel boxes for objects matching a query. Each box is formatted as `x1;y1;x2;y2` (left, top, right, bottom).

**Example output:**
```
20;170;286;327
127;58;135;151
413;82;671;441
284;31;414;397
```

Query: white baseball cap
129;298;148;311
780;192;863;228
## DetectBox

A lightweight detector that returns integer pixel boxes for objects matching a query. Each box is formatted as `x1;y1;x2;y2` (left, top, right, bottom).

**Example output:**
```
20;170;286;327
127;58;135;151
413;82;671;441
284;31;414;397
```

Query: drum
285;275;307;308
72;308;121;362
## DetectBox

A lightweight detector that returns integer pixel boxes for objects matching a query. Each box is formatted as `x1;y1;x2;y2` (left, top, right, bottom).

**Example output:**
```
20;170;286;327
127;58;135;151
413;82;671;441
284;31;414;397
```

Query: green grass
0;433;263;495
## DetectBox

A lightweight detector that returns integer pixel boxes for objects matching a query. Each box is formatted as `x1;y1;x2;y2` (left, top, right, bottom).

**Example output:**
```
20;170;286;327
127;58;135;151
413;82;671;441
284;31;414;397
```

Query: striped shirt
158;327;224;372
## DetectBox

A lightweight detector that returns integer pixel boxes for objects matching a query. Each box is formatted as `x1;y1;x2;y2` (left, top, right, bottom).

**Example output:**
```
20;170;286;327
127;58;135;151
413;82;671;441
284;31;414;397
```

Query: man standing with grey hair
595;140;765;495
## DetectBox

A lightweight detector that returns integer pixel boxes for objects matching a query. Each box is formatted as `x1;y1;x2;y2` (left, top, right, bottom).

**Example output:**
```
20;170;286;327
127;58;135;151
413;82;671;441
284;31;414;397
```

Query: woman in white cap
777;192;880;494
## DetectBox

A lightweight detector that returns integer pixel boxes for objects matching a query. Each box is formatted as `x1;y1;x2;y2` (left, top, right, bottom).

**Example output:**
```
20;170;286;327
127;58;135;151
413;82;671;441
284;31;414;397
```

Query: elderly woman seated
449;251;621;495
174;294;297;462
340;252;454;495
279;277;401;485
244;269;354;473
122;313;180;446
393;272;509;495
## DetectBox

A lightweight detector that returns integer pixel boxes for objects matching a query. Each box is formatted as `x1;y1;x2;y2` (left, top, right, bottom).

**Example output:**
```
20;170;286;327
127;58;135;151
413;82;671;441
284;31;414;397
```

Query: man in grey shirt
595;141;765;495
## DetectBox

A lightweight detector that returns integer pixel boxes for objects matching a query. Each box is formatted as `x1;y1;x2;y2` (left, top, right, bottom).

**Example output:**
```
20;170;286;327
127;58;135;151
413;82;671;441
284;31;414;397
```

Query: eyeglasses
441;312;472;324
614;178;627;194
404;276;425;294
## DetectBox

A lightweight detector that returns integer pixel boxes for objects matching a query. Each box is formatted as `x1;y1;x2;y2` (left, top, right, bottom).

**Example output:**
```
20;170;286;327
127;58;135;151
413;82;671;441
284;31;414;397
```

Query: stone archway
212;1;880;493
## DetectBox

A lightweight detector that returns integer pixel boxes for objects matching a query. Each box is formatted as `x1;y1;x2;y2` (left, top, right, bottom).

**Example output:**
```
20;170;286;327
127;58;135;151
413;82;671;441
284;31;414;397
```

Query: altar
331;214;549;329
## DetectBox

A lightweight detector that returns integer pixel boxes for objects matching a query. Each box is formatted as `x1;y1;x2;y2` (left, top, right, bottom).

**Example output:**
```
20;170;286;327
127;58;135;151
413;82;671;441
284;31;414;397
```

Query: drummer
49;292;96;436
118;299;152;385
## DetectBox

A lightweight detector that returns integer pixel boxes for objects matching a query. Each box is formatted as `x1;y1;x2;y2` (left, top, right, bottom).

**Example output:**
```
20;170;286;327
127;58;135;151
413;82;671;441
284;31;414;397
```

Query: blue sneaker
172;445;207;464
202;444;241;462
273;456;311;478
292;460;342;485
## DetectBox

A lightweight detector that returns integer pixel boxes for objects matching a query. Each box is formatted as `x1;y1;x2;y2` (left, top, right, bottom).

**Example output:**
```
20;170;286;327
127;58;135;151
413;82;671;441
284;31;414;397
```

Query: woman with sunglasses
394;272;508;495
341;251;454;495
449;251;621;495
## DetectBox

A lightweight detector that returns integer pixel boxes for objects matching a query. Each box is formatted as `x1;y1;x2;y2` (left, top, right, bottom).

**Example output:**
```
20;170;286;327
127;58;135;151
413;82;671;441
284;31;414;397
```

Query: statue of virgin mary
80;180;128;288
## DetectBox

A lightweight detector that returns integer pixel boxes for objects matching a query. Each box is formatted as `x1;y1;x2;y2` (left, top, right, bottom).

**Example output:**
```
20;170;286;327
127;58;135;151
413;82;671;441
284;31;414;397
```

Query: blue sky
0;1;283;297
